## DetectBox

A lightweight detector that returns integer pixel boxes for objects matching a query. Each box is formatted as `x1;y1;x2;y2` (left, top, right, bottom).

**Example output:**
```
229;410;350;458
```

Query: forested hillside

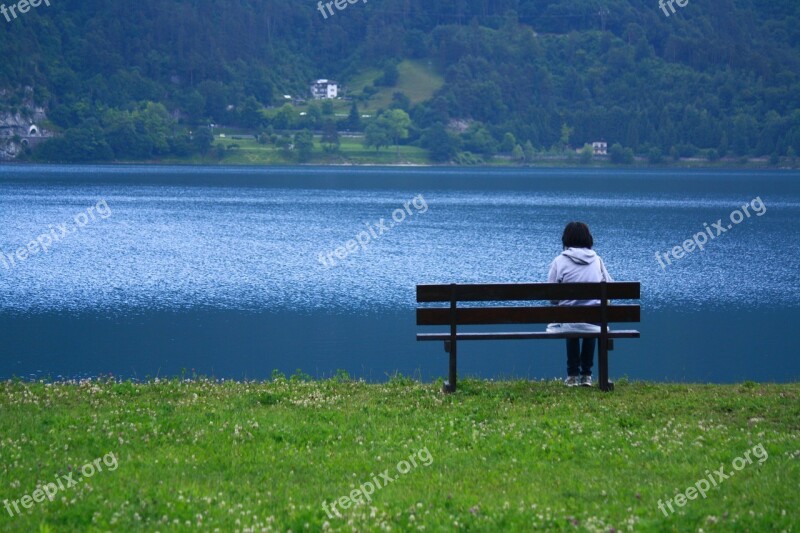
1;0;799;163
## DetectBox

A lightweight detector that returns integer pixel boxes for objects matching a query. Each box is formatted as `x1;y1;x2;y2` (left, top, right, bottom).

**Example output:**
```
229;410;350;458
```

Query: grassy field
158;135;432;166
0;377;797;532
345;60;445;113
331;137;430;165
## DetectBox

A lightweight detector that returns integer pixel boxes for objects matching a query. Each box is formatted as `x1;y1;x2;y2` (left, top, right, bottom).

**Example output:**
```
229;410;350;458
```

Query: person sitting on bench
547;221;613;388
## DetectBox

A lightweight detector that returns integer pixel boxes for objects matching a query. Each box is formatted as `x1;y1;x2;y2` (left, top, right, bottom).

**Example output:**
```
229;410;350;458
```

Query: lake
1;165;798;383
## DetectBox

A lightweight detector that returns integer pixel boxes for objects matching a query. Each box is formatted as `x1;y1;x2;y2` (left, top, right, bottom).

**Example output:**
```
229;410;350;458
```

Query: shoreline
3;375;798;385
2;160;798;170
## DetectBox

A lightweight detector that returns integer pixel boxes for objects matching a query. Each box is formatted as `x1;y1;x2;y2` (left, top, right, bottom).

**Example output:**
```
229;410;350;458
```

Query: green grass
0;377;797;531
158;135;431;166
333;137;430;164
346;59;444;113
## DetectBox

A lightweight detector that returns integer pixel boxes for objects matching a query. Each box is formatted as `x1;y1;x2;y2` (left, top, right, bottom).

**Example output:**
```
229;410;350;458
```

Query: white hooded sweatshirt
547;247;613;307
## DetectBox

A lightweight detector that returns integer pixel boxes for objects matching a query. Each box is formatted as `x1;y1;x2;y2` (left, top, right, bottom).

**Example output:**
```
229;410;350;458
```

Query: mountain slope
0;0;798;162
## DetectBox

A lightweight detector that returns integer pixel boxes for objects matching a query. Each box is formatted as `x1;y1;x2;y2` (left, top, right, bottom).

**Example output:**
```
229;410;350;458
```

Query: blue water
1;165;799;383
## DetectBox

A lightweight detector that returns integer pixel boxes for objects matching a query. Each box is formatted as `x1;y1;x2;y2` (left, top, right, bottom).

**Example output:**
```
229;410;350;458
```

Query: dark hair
562;221;593;249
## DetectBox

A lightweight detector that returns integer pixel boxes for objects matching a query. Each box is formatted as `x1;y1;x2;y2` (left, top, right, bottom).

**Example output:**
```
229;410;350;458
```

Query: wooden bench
416;282;640;393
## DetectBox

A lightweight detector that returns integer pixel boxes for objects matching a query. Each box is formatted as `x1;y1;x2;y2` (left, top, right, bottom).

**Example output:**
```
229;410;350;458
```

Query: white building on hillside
310;79;338;99
592;141;608;155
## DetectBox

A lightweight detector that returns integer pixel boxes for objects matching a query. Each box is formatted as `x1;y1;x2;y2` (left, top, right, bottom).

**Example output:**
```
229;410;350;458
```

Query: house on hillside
592;141;608;155
310;79;338;99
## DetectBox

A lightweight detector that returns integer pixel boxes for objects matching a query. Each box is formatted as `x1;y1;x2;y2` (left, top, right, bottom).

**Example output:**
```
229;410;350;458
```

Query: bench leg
598;340;614;392
443;341;457;393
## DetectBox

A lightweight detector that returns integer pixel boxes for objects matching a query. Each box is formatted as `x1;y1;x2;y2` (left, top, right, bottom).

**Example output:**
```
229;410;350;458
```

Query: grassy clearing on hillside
346;60;444;113
0;378;797;532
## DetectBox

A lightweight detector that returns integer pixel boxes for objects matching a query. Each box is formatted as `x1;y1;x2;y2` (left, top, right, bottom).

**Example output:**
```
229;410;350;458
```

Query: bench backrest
416;282;640;326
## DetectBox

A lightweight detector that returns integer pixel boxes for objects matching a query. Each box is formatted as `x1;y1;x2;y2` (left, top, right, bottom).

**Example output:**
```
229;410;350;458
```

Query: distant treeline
1;0;798;162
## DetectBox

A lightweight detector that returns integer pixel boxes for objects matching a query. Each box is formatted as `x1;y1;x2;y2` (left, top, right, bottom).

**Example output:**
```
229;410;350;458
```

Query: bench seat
415;281;641;393
417;330;640;342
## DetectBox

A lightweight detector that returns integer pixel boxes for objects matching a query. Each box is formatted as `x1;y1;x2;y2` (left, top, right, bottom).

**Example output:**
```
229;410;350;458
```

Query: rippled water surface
1;166;799;382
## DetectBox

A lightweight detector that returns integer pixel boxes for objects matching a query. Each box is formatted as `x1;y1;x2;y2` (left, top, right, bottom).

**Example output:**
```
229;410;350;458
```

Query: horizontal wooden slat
416;282;640;302
416;305;640;326
417;330;640;341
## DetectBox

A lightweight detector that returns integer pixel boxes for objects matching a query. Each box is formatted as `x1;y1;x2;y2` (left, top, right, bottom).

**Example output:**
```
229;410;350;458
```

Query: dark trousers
566;338;596;376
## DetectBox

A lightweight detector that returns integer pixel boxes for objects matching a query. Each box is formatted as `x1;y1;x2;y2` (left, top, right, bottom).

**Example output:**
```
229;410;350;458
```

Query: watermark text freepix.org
1;0;50;23
322;447;433;518
657;443;767;517
659;0;689;18
318;194;428;268
4;451;118;518
317;0;367;20
655;196;766;270
1;199;112;271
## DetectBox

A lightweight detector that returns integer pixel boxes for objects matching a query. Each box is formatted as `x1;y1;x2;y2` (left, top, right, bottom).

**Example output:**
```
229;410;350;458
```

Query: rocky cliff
0;88;50;160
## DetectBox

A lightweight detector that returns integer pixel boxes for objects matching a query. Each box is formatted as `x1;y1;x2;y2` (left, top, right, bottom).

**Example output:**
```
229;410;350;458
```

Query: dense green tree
501;133;517;153
346;101;362;132
462;123;498;157
648;148;663;165
383;110;412;147
104;110;150;159
181;91;206;125
523;141;536;162
365;110;411;156
138;102;172;155
420;124;460;162
391;92;411;112
609;143;634;164
364;121;392;152
578;144;593;164
559;124;574;152
305;103;323;130
293;130;314;163
197;81;229;123
273;105;298;131
321;120;340;153
375;62;400;87
34;119;113;162
239;97;264;129
512;144;525;163
169;132;193;156
194;127;214;156
214;143;227;161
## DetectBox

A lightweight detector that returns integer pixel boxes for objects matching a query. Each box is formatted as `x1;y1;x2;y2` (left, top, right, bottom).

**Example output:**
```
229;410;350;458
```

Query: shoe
580;375;593;387
564;376;580;387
